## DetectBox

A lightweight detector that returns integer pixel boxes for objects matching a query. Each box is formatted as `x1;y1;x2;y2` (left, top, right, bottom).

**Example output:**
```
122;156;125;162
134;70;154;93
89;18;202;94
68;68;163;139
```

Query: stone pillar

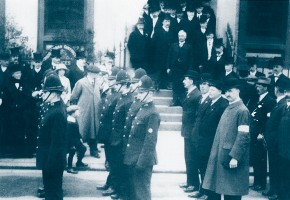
284;0;290;69
37;0;44;51
0;0;5;52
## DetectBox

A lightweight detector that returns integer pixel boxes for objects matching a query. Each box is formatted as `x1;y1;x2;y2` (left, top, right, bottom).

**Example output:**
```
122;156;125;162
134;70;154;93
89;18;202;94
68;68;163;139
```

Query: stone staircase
154;90;182;132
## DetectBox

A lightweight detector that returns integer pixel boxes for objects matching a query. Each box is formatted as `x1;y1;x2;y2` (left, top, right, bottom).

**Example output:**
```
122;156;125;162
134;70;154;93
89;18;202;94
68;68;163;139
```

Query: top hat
247;57;257;66
186;3;195;12
199;15;208;24
138;75;155;92
184;70;200;81
0;53;10;60
150;4;160;13
131;68;147;83
105;51;115;59
75;51;86;59
85;64;101;74
9;64;22;74
214;38;224;48
10;47;20;56
115;70;131;84
195;1;204;9
272;57;284;67
51;49;61;58
256;77;271;86
33;52;43;62
225;57;235;65
42;74;64;92
209;79;224;91
223;78;241;91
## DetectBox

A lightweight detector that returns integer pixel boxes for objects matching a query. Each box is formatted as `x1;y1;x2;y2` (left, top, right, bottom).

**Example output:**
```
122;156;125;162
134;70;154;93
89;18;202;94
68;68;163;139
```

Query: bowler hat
209;79;224;91
33;53;43;62
115;70;131;84
105;51;115;59
75;51;86;59
138;75;155;92
10;47;20;56
55;63;68;71
199;15;208;24
184;70;200;81
186;3;195;12
9;64;22;74
0;53;10;60
85;64;101;74
256;77;271;86
42;74;64;92
149;5;160;13
51;49;61;58
200;73;212;83
131;68;147;83
223;78;241;91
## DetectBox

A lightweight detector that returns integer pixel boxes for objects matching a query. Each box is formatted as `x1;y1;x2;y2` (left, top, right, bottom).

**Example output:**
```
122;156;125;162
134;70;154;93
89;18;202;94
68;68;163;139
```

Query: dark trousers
198;153;211;193
268;147;280;194
67;141;87;168
279;156;290;200
184;138;200;187
110;145;127;195
127;165;153;200
171;69;185;105
42;168;64;200
252;141;267;187
207;191;241;200
104;143;116;187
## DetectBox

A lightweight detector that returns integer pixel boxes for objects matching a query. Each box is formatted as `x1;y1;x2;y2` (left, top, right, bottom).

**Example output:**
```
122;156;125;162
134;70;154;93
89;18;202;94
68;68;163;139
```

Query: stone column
0;0;5;52
284;0;290;69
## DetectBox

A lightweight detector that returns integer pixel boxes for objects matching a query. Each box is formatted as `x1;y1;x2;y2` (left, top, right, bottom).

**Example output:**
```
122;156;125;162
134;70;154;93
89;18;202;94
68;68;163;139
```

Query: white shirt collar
259;92;268;102
225;70;233;76
211;96;222;105
276;95;285;103
187;86;197;94
229;98;241;104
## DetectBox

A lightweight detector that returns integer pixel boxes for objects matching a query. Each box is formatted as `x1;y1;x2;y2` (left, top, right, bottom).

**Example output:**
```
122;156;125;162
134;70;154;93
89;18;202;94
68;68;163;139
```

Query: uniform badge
148;128;153;133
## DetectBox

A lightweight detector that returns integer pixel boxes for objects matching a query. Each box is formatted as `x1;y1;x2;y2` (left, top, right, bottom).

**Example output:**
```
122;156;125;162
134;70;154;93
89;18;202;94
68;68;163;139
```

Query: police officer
109;70;134;199
36;74;67;200
123;75;161;200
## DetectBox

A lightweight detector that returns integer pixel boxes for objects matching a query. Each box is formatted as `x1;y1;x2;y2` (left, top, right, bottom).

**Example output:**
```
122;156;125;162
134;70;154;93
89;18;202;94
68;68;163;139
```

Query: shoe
252;185;265;191
110;194;119;199
37;190;45;198
102;187;116;196
198;195;209;200
262;190;273;196
67;167;78;174
90;151;101;158
183;186;198;193
188;191;203;198
76;161;89;168
268;194;279;200
37;187;44;193
96;184;110;190
179;183;188;189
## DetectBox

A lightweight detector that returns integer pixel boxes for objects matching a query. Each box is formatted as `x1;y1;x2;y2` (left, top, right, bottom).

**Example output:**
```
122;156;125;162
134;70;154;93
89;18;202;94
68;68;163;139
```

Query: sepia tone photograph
0;0;290;199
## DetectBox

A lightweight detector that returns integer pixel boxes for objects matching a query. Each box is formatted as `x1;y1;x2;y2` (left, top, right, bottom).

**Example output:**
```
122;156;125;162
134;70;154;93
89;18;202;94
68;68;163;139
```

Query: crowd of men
1;0;290;200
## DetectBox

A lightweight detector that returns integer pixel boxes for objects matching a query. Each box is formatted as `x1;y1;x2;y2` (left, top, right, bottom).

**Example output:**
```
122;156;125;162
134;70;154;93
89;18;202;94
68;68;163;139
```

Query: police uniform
36;75;67;200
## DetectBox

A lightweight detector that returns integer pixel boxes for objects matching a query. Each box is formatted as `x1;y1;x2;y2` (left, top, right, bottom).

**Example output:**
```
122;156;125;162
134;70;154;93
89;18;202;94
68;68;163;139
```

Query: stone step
159;121;182;131
153;96;172;106
156;105;182;114
160;113;182;122
154;89;172;97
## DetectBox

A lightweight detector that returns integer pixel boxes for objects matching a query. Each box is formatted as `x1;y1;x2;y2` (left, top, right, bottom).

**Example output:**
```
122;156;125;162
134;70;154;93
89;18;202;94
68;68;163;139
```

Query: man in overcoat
37;74;67;200
263;78;288;200
70;65;102;158
167;30;193;106
277;79;290;200
179;70;201;193
123;75;160;200
202;78;251;200
68;51;86;89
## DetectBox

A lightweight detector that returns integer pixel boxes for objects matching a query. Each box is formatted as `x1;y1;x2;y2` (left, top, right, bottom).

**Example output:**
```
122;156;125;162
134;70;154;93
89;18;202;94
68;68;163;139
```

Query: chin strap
43;92;52;103
140;91;150;102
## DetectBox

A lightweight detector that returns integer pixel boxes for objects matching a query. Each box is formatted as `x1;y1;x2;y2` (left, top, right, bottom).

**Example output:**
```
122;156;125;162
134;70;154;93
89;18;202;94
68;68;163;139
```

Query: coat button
123;135;125;137
127;144;130;147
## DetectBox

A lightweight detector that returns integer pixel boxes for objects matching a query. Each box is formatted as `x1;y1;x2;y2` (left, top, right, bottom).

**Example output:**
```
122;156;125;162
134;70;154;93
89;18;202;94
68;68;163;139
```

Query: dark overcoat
181;88;201;138
202;100;251;196
278;103;290;160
